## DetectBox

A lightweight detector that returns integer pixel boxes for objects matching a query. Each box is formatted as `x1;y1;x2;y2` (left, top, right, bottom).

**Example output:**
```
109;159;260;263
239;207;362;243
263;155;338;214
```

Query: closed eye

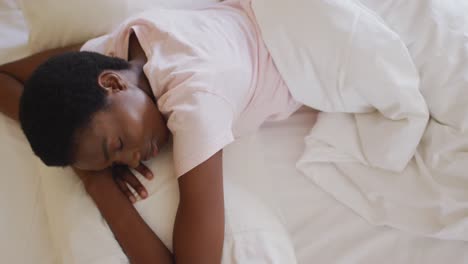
118;137;124;151
110;138;124;168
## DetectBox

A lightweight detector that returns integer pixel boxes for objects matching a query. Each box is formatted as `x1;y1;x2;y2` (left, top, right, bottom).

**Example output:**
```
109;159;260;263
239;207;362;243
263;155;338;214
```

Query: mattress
1;1;467;263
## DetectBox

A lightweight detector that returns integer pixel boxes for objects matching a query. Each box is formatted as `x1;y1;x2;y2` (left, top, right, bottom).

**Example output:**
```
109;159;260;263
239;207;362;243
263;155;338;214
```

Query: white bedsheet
235;109;468;263
1;1;468;264
252;0;468;241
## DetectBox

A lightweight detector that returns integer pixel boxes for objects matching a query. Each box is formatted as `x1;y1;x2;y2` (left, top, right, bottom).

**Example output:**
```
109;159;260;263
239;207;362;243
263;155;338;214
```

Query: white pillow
20;0;219;53
39;145;297;264
0;0;31;63
0;116;57;264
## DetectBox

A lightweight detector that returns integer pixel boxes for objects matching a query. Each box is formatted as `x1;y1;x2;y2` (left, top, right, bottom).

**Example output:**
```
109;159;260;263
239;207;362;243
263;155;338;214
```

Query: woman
0;0;313;263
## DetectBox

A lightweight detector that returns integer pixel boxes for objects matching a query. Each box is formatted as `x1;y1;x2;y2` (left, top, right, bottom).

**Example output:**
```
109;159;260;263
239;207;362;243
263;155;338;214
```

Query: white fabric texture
19;0;219;53
0;1;55;263
228;109;468;263
0;0;30;63
0;118;57;264
252;0;429;173
39;146;297;264
252;0;468;240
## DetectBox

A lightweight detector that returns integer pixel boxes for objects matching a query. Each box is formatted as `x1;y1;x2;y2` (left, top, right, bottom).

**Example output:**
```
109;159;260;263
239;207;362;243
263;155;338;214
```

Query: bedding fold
252;0;468;241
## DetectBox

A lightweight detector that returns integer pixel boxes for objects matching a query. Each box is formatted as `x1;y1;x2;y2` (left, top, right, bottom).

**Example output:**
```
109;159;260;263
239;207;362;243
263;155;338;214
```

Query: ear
98;71;127;94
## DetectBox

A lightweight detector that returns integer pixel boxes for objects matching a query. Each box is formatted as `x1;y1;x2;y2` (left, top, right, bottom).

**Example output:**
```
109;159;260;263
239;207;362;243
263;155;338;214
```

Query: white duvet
252;0;468;241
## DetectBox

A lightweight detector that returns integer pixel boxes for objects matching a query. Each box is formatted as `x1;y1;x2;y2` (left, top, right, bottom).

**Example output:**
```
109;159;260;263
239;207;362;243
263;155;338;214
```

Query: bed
1;0;468;263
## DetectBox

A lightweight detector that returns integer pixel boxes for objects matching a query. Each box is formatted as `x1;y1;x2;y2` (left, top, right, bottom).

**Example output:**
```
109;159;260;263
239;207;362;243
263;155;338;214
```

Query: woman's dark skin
0;32;225;264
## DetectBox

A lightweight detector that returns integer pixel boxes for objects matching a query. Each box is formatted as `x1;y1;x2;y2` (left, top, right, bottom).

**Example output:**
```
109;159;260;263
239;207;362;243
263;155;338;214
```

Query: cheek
116;93;156;144
120;109;146;146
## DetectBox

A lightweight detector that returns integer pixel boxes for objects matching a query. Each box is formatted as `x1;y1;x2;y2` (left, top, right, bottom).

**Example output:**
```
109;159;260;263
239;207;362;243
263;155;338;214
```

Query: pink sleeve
162;91;235;177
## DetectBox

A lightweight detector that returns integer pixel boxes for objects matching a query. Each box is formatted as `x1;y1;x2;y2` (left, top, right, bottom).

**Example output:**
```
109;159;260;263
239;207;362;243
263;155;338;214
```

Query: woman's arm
174;150;225;263
77;168;174;264
0;73;23;122
0;44;83;83
0;44;82;122
78;150;225;264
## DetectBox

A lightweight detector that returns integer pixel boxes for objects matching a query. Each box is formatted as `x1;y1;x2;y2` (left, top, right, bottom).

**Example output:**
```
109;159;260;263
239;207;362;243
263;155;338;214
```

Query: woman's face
72;71;169;171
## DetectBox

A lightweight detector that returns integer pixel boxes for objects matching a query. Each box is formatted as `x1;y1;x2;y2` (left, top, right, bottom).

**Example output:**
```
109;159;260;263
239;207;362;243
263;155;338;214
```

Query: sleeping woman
0;0;318;263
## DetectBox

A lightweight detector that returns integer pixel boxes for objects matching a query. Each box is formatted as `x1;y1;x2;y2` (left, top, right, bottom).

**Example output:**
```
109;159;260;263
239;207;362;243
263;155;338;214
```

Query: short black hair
19;51;130;167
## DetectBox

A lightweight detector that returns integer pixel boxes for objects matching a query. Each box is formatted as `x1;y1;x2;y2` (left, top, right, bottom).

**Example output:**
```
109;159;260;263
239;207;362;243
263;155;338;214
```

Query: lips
144;146;151;162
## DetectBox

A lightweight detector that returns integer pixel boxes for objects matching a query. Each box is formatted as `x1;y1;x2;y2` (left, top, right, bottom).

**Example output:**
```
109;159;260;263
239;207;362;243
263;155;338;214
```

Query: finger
114;177;137;203
122;169;148;199
134;163;154;180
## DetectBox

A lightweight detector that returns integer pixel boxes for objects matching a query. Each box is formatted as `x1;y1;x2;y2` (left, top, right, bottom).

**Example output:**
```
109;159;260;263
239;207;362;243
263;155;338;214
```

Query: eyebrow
102;137;110;162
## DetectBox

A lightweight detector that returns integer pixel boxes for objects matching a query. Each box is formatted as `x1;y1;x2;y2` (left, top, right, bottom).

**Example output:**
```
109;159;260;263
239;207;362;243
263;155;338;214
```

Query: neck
126;31;156;102
126;60;156;103
129;60;145;82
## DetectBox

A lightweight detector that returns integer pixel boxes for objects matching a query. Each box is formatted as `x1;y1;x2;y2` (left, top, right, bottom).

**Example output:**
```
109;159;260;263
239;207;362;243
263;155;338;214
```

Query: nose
116;149;141;168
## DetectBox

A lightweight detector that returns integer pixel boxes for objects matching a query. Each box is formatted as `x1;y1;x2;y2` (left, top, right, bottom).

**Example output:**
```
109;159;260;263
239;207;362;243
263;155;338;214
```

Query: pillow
0;0;31;63
0;115;57;264
39;145;297;264
20;0;219;53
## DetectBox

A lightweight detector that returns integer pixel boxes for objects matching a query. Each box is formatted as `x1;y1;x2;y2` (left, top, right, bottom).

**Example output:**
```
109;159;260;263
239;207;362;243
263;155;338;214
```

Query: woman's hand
112;163;154;203
73;162;154;203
